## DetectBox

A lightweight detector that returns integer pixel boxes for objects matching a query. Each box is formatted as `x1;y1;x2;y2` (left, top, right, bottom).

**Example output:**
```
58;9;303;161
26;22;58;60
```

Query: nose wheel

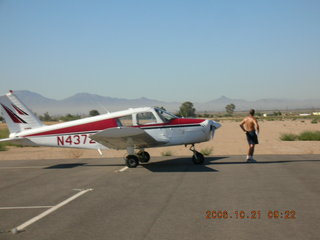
190;145;205;164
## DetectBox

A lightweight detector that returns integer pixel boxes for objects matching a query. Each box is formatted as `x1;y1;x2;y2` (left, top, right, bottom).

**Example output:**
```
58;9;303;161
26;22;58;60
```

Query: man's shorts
246;131;259;145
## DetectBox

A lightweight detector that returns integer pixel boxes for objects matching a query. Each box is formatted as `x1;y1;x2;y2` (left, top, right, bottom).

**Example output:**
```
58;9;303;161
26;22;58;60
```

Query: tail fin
0;90;44;134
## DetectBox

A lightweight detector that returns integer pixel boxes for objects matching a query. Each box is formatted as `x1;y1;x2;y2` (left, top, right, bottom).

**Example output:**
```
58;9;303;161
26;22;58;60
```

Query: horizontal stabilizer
0;137;37;146
90;127;166;150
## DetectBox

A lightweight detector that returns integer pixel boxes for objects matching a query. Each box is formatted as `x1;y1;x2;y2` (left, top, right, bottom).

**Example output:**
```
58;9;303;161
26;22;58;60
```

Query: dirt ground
0;119;319;161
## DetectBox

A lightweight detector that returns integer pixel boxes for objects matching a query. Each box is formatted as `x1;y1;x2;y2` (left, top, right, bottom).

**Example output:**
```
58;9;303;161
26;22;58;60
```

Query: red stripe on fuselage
169;118;205;125
134;118;205;128
23;118;204;137
23;118;118;137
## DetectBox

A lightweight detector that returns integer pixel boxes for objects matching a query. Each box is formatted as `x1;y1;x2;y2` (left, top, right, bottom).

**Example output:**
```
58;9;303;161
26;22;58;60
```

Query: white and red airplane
0;90;221;168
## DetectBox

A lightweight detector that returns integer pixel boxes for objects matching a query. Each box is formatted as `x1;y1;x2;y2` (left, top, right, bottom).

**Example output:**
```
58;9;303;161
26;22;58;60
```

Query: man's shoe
247;158;257;163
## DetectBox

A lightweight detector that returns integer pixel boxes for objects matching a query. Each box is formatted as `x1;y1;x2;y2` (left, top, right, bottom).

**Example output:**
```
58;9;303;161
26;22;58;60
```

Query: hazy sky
0;0;319;102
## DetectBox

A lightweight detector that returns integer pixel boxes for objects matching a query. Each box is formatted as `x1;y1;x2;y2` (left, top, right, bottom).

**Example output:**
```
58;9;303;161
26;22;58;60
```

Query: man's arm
254;118;260;134
239;119;247;132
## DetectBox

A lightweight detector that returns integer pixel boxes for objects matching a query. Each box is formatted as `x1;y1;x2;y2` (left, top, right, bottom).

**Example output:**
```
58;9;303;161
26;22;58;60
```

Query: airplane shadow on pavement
43;156;320;172
141;157;227;173
44;157;225;172
143;156;320;173
45;163;87;169
207;158;320;165
44;163;124;169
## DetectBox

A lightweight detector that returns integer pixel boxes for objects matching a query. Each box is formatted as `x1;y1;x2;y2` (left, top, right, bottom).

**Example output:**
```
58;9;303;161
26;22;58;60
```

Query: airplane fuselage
13;107;216;150
1;91;221;167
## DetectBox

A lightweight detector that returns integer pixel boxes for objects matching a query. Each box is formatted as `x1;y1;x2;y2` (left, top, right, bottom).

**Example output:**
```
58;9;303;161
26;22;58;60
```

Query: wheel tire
192;151;205;164
137;151;150;163
126;155;139;168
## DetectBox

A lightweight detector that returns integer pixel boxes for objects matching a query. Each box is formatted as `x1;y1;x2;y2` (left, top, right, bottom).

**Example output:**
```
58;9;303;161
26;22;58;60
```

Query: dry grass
67;149;84;159
1;120;320;160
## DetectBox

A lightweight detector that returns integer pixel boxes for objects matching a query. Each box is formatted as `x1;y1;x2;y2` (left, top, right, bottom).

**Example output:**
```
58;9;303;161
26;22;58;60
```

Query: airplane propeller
201;119;221;140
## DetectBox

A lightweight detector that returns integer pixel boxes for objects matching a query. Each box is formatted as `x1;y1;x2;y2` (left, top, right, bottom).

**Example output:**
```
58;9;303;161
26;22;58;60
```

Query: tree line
38;109;100;122
1;102;237;123
177;102;236;117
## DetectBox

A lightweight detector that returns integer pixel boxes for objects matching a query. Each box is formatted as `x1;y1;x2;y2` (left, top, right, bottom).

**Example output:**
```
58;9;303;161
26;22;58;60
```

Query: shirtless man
239;109;260;162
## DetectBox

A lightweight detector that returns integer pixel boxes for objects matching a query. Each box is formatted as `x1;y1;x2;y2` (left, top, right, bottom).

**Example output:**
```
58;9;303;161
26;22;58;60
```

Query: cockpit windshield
155;108;178;122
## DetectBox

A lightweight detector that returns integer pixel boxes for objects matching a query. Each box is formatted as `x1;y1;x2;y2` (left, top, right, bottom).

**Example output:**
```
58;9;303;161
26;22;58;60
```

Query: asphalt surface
0;154;319;240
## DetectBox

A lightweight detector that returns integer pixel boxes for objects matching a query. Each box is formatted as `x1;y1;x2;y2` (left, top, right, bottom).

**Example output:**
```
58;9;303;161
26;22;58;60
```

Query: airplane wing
89;127;167;150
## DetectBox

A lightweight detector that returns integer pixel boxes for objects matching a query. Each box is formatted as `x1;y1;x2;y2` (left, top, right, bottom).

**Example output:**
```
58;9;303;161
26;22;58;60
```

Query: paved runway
0;154;319;240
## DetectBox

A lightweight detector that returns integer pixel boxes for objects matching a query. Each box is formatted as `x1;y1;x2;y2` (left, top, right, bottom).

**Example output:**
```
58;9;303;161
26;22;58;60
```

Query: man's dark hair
249;109;255;116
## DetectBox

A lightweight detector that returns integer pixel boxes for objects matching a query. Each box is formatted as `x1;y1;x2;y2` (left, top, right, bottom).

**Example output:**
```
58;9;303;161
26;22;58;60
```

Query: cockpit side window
136;112;157;125
117;115;133;127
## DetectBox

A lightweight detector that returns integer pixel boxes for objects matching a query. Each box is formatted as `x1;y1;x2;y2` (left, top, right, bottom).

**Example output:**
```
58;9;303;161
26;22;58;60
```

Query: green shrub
280;131;320;141
298;131;320;141
200;147;213;156
311;119;318;124
161;151;172;156
280;133;298;141
0;143;7;151
266;118;275;121
0;128;24;149
0;128;8;151
0;128;9;138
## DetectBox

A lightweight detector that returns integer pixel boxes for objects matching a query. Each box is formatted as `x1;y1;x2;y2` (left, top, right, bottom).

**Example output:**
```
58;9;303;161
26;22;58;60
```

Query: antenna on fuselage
88;94;110;114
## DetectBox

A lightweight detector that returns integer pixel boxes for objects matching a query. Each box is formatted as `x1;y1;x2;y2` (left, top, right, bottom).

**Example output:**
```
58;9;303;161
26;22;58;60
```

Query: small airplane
0;90;221;168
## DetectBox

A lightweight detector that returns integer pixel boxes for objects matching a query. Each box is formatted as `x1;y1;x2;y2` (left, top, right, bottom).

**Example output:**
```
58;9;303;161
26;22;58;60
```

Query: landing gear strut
125;149;151;168
189;144;205;164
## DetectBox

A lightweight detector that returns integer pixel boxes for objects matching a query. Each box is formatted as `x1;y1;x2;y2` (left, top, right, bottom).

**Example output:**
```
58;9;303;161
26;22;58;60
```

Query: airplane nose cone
201;119;221;129
201;119;221;140
209;120;221;129
209;120;221;139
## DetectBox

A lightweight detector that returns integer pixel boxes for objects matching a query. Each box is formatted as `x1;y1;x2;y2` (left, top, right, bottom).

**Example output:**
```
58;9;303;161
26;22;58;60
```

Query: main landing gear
125;145;205;168
189;144;205;165
125;150;150;168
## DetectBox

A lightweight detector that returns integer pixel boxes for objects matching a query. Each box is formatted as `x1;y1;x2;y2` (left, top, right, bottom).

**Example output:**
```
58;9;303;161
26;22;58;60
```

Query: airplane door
135;111;169;143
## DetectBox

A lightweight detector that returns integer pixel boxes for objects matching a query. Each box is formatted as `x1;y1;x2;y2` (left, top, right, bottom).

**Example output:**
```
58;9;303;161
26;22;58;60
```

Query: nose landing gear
189;144;205;164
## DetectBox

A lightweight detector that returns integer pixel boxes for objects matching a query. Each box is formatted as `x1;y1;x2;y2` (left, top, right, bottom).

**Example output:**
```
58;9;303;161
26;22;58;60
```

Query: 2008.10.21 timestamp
205;210;296;220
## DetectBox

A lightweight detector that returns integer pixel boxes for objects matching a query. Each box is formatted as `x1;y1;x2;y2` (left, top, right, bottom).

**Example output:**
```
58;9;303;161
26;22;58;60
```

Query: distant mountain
13;90;180;115
14;90;57;105
11;90;320;115
197;96;320;112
